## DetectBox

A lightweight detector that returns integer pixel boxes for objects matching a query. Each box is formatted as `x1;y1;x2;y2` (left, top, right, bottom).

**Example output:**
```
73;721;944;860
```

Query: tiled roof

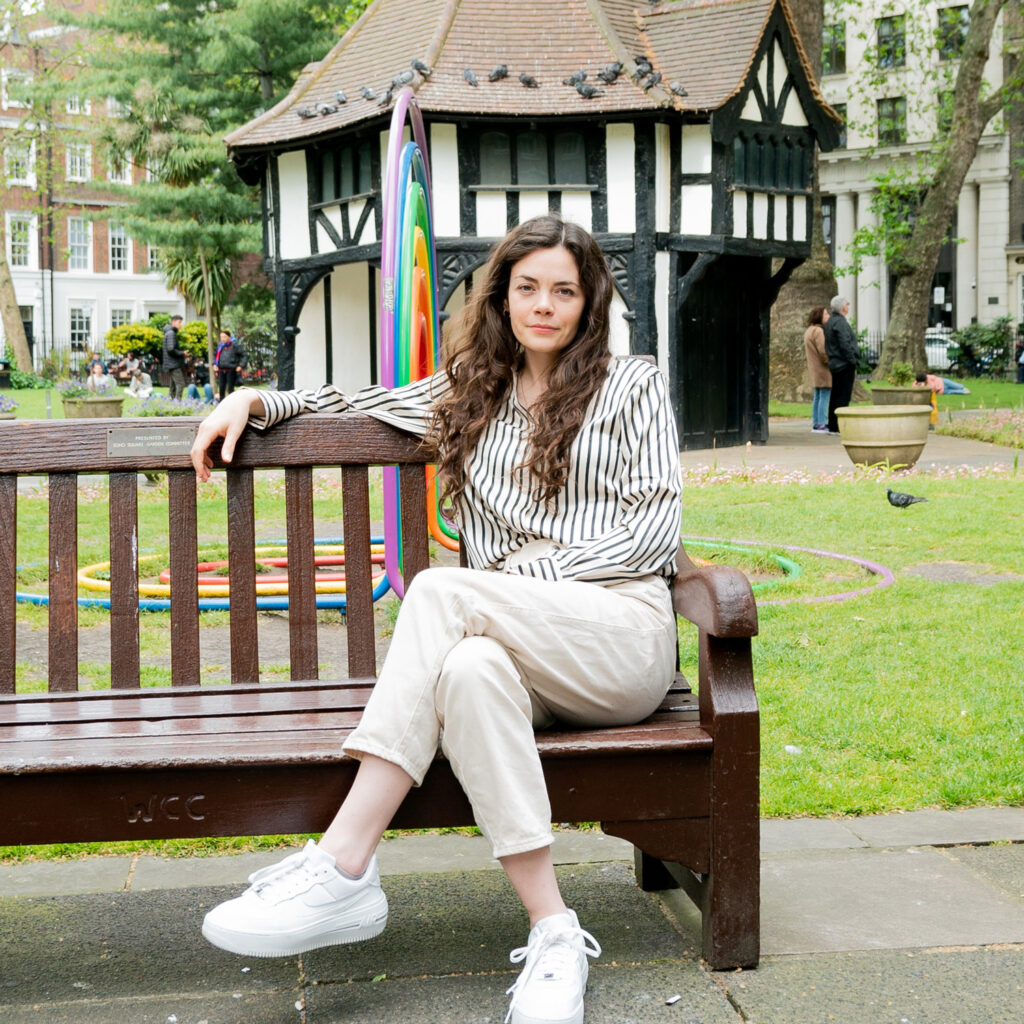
226;0;823;152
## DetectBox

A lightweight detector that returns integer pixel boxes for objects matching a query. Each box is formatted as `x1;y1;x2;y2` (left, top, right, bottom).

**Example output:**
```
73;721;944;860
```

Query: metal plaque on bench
107;425;198;458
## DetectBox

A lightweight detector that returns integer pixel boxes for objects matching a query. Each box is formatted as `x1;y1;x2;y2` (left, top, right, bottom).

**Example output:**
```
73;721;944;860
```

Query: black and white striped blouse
251;357;682;585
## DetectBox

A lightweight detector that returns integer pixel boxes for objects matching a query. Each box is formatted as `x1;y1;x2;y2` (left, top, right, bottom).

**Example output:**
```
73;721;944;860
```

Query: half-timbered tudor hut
226;0;839;448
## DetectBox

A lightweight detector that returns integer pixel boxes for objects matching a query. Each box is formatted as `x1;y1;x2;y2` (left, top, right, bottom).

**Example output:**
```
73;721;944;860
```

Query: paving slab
845;806;1024;848
942;842;1024;901
723;947;1024;1024
760;847;1024;954
0;856;134;898
761;817;867;854
306;962;741;1024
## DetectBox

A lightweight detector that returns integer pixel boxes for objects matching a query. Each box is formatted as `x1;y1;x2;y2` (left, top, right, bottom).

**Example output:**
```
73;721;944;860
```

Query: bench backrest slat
0;475;15;694
168;470;200;687
285;465;319;680
109;471;141;689
226;467;260;685
399;463;430;587
48;473;79;692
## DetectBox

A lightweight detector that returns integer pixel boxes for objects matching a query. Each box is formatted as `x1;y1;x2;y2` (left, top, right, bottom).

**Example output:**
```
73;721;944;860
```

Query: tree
836;0;1023;380
61;0;367;363
769;0;838;402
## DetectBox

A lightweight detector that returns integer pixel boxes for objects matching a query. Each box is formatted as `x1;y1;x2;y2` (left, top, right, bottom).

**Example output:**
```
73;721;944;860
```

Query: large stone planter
868;385;932;407
836;405;932;469
62;395;126;418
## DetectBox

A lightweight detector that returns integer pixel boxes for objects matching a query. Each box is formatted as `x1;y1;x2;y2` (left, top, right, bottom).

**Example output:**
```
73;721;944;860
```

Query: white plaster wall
752;193;769;240
476;192;506;237
430;123;460;237
519;190;550;222
680;125;712;175
605;123;635;233
609;290;630;357
560;191;592;233
773;195;788;241
655;122;671;233
792;195;807;243
330;263;372;390
732;192;748;238
654;250;669;375
294;280;327;388
977;178;1008;317
277;151;310;260
680;184;712;236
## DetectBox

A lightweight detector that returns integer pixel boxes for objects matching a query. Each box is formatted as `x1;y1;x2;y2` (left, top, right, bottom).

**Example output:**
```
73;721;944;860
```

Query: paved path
2;807;1022;1023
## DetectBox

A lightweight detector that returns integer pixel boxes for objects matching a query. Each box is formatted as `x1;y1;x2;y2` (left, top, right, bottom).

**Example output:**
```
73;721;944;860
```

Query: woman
190;215;681;1024
85;360;115;393
803;305;831;432
214;329;247;400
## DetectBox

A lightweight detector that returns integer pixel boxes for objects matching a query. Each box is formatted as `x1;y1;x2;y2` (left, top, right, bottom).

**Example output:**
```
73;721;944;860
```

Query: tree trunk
769;0;837;401
198;249;216;366
0;246;33;372
875;0;1011;380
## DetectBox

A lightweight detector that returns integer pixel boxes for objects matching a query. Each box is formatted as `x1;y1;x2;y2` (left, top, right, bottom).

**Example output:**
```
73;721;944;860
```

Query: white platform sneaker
202;840;388;957
505;909;601;1024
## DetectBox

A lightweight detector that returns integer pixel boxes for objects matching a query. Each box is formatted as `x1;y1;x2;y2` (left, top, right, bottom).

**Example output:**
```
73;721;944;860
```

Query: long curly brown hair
431;214;613;513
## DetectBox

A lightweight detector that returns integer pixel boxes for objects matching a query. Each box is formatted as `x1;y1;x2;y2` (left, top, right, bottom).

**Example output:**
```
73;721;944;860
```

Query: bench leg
634;847;680;892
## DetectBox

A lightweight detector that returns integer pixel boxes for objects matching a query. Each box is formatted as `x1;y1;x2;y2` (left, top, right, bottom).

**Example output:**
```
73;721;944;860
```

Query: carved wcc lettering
120;793;206;825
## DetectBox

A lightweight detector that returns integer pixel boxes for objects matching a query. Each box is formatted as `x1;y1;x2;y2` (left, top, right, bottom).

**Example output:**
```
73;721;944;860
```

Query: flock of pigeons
297;56;687;118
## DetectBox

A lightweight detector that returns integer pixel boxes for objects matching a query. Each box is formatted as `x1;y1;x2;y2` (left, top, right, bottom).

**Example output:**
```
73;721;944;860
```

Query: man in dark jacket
823;296;859;433
162;315;187;400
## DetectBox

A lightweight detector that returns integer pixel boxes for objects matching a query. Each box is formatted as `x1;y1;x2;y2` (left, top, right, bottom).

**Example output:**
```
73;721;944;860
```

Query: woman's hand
190;389;266;482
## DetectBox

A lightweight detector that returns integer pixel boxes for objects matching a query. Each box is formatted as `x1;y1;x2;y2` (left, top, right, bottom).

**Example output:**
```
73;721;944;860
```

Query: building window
107;149;132;184
68;217;92;271
65;142;91;182
831;103;848;149
732;132;809;191
6;213;34;269
319;140;372;202
877;97;907;146
4;141;35;186
147;244;161;270
1;70;31;110
110;306;133;328
69;305;93;350
822;23;846;76
877;16;906;69
108;223;130;272
479;129;589;186
106;96;128;118
820;196;836;265
66;94;91;115
938;6;969;60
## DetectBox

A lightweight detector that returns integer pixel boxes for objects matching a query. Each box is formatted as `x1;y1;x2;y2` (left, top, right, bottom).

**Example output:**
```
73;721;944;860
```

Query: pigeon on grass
887;488;927;508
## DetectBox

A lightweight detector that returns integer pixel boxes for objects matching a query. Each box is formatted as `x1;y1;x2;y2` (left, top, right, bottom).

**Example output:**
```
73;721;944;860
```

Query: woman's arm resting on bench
190;389;267;481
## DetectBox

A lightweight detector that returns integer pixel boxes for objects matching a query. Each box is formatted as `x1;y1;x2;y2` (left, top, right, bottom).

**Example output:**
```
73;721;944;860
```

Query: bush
886;361;915;386
8;369;52;389
949;316;1014;376
106;322;163;358
179;320;209;359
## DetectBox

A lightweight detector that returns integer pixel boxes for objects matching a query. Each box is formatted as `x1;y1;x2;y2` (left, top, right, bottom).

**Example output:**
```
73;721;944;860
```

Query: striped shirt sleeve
248;372;450;437
505;366;681;584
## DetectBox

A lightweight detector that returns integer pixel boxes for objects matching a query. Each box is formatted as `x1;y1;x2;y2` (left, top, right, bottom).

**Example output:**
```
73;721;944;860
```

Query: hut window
517;131;548;185
480;131;512;184
553;132;586;184
320;141;372;202
733;132;808;191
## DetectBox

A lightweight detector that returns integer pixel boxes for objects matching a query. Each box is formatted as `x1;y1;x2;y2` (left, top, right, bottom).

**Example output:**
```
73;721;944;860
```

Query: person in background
823;296;859;434
85;361;115;392
214;329;248;400
188;358;215;403
162;315;188;400
127;367;153;398
914;373;970;395
803;305;831;433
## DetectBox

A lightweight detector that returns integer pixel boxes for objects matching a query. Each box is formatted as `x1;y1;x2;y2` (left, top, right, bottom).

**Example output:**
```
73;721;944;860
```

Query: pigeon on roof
411;59;431;77
597;63;623;84
488;64;508;82
641;71;662;90
334;89;347;104
316;102;337;115
378;87;393;106
562;69;587;86
668;80;687;97
576;81;601;99
392;69;415;90
519;72;539;88
464;68;479;86
360;85;377;101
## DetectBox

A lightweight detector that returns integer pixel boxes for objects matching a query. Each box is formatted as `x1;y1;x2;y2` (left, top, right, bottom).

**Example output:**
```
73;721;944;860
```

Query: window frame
109;305;134;329
822;23;847;76
4;140;36;187
475;126;591;188
876;15;907;70
937;5;970;61
108;222;131;273
1;69;32;110
107;149;133;185
67;216;93;272
877;96;908;147
69;303;95;351
6;212;36;270
65;141;91;183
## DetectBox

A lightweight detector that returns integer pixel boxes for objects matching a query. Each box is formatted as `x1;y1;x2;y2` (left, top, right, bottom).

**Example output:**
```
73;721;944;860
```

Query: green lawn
0;383;173;419
769;377;1024;419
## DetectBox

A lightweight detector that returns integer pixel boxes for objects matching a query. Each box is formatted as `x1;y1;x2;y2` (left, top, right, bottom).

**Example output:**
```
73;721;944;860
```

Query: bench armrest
672;563;758;639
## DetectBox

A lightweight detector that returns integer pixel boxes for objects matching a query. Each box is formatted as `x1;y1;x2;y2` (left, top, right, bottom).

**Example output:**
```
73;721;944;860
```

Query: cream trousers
343;565;677;858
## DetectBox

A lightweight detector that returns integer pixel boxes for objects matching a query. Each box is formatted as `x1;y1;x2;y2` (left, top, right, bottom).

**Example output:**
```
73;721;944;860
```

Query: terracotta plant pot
868;385;933;407
835;405;932;469
61;396;126;419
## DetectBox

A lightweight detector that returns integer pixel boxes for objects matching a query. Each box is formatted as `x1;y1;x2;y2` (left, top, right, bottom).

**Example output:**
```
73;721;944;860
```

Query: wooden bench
0;412;759;968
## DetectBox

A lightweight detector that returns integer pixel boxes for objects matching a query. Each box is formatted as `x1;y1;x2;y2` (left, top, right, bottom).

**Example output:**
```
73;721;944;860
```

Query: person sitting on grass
189;214;682;1024
127;368;153;398
914;372;970;395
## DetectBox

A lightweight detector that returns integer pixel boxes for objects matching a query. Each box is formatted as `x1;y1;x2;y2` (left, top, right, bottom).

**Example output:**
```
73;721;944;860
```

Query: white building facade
817;1;1015;338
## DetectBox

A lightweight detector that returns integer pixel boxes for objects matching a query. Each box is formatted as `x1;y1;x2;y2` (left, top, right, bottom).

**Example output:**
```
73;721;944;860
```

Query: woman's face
505;245;586;371
91;363;103;375
219;332;230;343
822;310;830;323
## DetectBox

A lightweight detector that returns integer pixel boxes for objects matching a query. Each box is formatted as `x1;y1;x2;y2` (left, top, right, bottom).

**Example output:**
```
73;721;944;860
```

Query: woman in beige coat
804;306;831;432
